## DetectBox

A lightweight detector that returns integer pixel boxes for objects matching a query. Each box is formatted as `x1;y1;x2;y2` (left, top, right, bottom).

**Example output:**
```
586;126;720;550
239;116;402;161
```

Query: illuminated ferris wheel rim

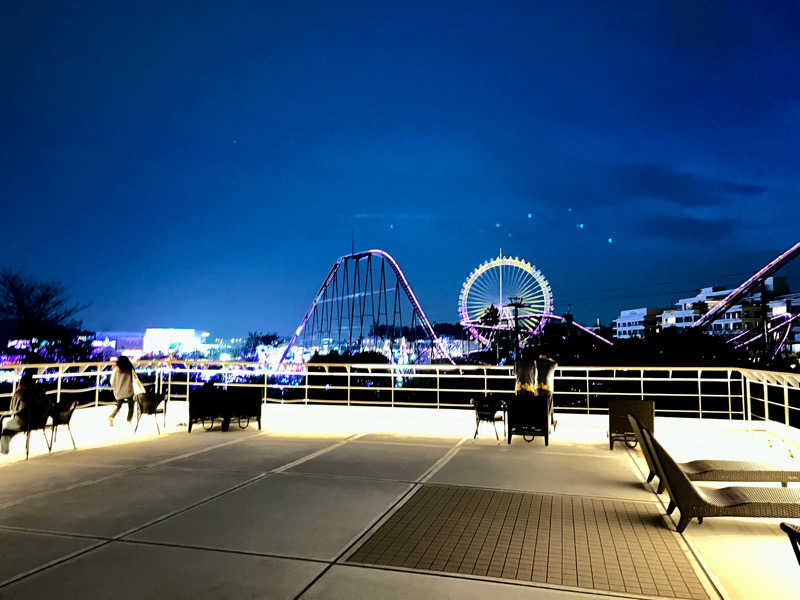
458;255;554;347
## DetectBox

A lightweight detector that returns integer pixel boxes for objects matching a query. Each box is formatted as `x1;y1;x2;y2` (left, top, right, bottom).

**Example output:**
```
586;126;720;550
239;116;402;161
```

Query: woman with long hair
109;356;135;426
1;371;46;454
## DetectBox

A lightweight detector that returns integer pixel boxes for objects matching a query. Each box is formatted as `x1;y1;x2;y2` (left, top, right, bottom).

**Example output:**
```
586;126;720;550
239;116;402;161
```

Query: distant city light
608;237;613;244
577;223;584;229
527;212;532;219
495;223;501;228
568;207;573;212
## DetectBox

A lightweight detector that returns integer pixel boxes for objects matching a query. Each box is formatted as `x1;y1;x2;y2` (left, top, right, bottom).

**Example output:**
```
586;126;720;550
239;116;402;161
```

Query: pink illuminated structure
280;249;453;365
693;240;800;330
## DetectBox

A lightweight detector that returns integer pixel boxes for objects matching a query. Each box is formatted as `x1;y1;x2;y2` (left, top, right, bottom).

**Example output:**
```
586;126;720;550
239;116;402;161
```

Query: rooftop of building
1;402;799;600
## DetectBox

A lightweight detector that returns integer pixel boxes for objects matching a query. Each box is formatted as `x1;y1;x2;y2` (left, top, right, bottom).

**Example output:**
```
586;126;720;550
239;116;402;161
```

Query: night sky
3;2;799;336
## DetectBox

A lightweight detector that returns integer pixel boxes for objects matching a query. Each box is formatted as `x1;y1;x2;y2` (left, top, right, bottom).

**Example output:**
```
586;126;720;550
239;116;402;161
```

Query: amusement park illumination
281;249;454;365
458;253;554;347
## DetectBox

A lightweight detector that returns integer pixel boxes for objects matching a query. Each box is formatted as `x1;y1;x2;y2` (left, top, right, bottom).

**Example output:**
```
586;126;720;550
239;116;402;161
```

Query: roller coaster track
693;240;800;329
280;249;454;365
462;312;614;346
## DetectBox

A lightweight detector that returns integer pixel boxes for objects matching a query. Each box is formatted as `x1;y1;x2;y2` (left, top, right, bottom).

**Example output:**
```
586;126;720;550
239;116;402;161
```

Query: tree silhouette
0;269;92;362
479;304;500;327
239;331;281;359
0;269;86;341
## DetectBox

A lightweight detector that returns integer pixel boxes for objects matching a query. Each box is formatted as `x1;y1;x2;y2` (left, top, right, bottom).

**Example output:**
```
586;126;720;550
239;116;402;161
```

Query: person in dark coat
1;371;48;455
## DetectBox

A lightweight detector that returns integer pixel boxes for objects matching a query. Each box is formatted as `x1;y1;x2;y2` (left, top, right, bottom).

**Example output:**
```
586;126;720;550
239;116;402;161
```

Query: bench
188;386;261;432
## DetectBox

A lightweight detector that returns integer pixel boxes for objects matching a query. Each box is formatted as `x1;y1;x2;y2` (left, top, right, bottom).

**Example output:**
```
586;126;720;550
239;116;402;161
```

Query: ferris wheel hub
458;254;554;347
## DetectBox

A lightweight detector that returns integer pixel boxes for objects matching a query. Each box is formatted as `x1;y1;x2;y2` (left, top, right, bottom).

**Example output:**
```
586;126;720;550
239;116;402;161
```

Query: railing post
168;365;172;402
763;381;768;423
10;367;19;398
263;368;268;403
186;364;191;405
56;365;63;407
697;370;703;419
436;367;440;410
390;365;394;408
745;374;752;428
304;367;309;405
347;365;351;406
784;383;790;429
585;369;591;414
727;369;732;420
95;367;100;408
639;369;644;403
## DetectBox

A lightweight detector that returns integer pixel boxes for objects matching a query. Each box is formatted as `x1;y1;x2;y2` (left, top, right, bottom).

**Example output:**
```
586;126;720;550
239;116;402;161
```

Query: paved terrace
1;405;799;600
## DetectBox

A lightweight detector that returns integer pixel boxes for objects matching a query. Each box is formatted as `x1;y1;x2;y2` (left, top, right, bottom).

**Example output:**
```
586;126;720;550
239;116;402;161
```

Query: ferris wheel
458;253;554;347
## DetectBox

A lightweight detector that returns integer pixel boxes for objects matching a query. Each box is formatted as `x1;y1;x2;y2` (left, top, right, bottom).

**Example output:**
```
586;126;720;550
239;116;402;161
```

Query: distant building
659;278;789;336
767;292;800;353
93;331;145;355
612;277;798;348
612;308;663;339
142;328;205;356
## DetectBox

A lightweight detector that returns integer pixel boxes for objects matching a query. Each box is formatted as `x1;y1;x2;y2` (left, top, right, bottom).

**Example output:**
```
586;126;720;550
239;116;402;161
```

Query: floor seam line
291;436;467;599
115;434;367;540
291;484;423;600
336;562;659;599
623;444;726;600
0;430;268;511
0;434;366;590
0;540;113;589
418;436;468;482
0;524;108;541
116;538;331;564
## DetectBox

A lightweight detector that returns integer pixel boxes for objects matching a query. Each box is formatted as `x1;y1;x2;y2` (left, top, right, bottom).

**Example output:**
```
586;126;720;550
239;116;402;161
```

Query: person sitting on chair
534;354;557;427
514;354;536;395
1;371;46;455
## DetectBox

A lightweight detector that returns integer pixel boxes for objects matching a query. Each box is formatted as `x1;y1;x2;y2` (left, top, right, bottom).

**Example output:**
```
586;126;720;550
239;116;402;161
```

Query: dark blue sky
3;1;799;335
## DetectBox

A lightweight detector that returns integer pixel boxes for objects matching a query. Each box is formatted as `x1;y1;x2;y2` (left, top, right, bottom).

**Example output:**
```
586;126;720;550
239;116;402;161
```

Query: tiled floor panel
348;485;710;600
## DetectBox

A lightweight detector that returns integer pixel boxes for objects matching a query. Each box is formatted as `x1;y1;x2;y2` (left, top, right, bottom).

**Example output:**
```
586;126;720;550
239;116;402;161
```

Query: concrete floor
0;404;798;599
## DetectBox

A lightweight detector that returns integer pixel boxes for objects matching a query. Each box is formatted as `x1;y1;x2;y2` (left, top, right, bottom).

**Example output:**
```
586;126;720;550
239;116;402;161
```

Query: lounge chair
643;426;800;532
627;414;800;493
780;522;800;566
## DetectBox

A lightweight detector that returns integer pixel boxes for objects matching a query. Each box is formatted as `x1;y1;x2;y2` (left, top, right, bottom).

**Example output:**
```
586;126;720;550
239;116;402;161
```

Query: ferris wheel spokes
458;254;554;347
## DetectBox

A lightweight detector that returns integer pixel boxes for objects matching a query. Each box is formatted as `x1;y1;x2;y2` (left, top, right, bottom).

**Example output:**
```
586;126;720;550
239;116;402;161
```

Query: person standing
109;356;135;426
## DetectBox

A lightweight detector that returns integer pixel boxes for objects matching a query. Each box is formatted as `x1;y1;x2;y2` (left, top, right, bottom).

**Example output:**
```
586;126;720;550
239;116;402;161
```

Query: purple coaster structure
280;249;453;364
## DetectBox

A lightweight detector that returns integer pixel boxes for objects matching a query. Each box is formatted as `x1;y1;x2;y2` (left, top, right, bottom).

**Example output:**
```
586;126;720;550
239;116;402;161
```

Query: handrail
1;361;797;433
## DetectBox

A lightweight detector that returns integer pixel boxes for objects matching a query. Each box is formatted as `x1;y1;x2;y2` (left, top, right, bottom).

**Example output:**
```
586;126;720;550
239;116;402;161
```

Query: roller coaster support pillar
760;279;770;362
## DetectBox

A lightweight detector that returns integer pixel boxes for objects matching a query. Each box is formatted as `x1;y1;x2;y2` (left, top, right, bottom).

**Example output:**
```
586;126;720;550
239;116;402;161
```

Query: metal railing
1;360;798;431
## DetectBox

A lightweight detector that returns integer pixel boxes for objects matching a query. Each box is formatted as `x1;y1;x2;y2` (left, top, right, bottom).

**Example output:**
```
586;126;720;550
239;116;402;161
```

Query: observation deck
0;362;798;599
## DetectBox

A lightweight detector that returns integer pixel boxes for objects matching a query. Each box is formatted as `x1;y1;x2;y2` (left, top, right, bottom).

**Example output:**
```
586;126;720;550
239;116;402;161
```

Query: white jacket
110;368;134;400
